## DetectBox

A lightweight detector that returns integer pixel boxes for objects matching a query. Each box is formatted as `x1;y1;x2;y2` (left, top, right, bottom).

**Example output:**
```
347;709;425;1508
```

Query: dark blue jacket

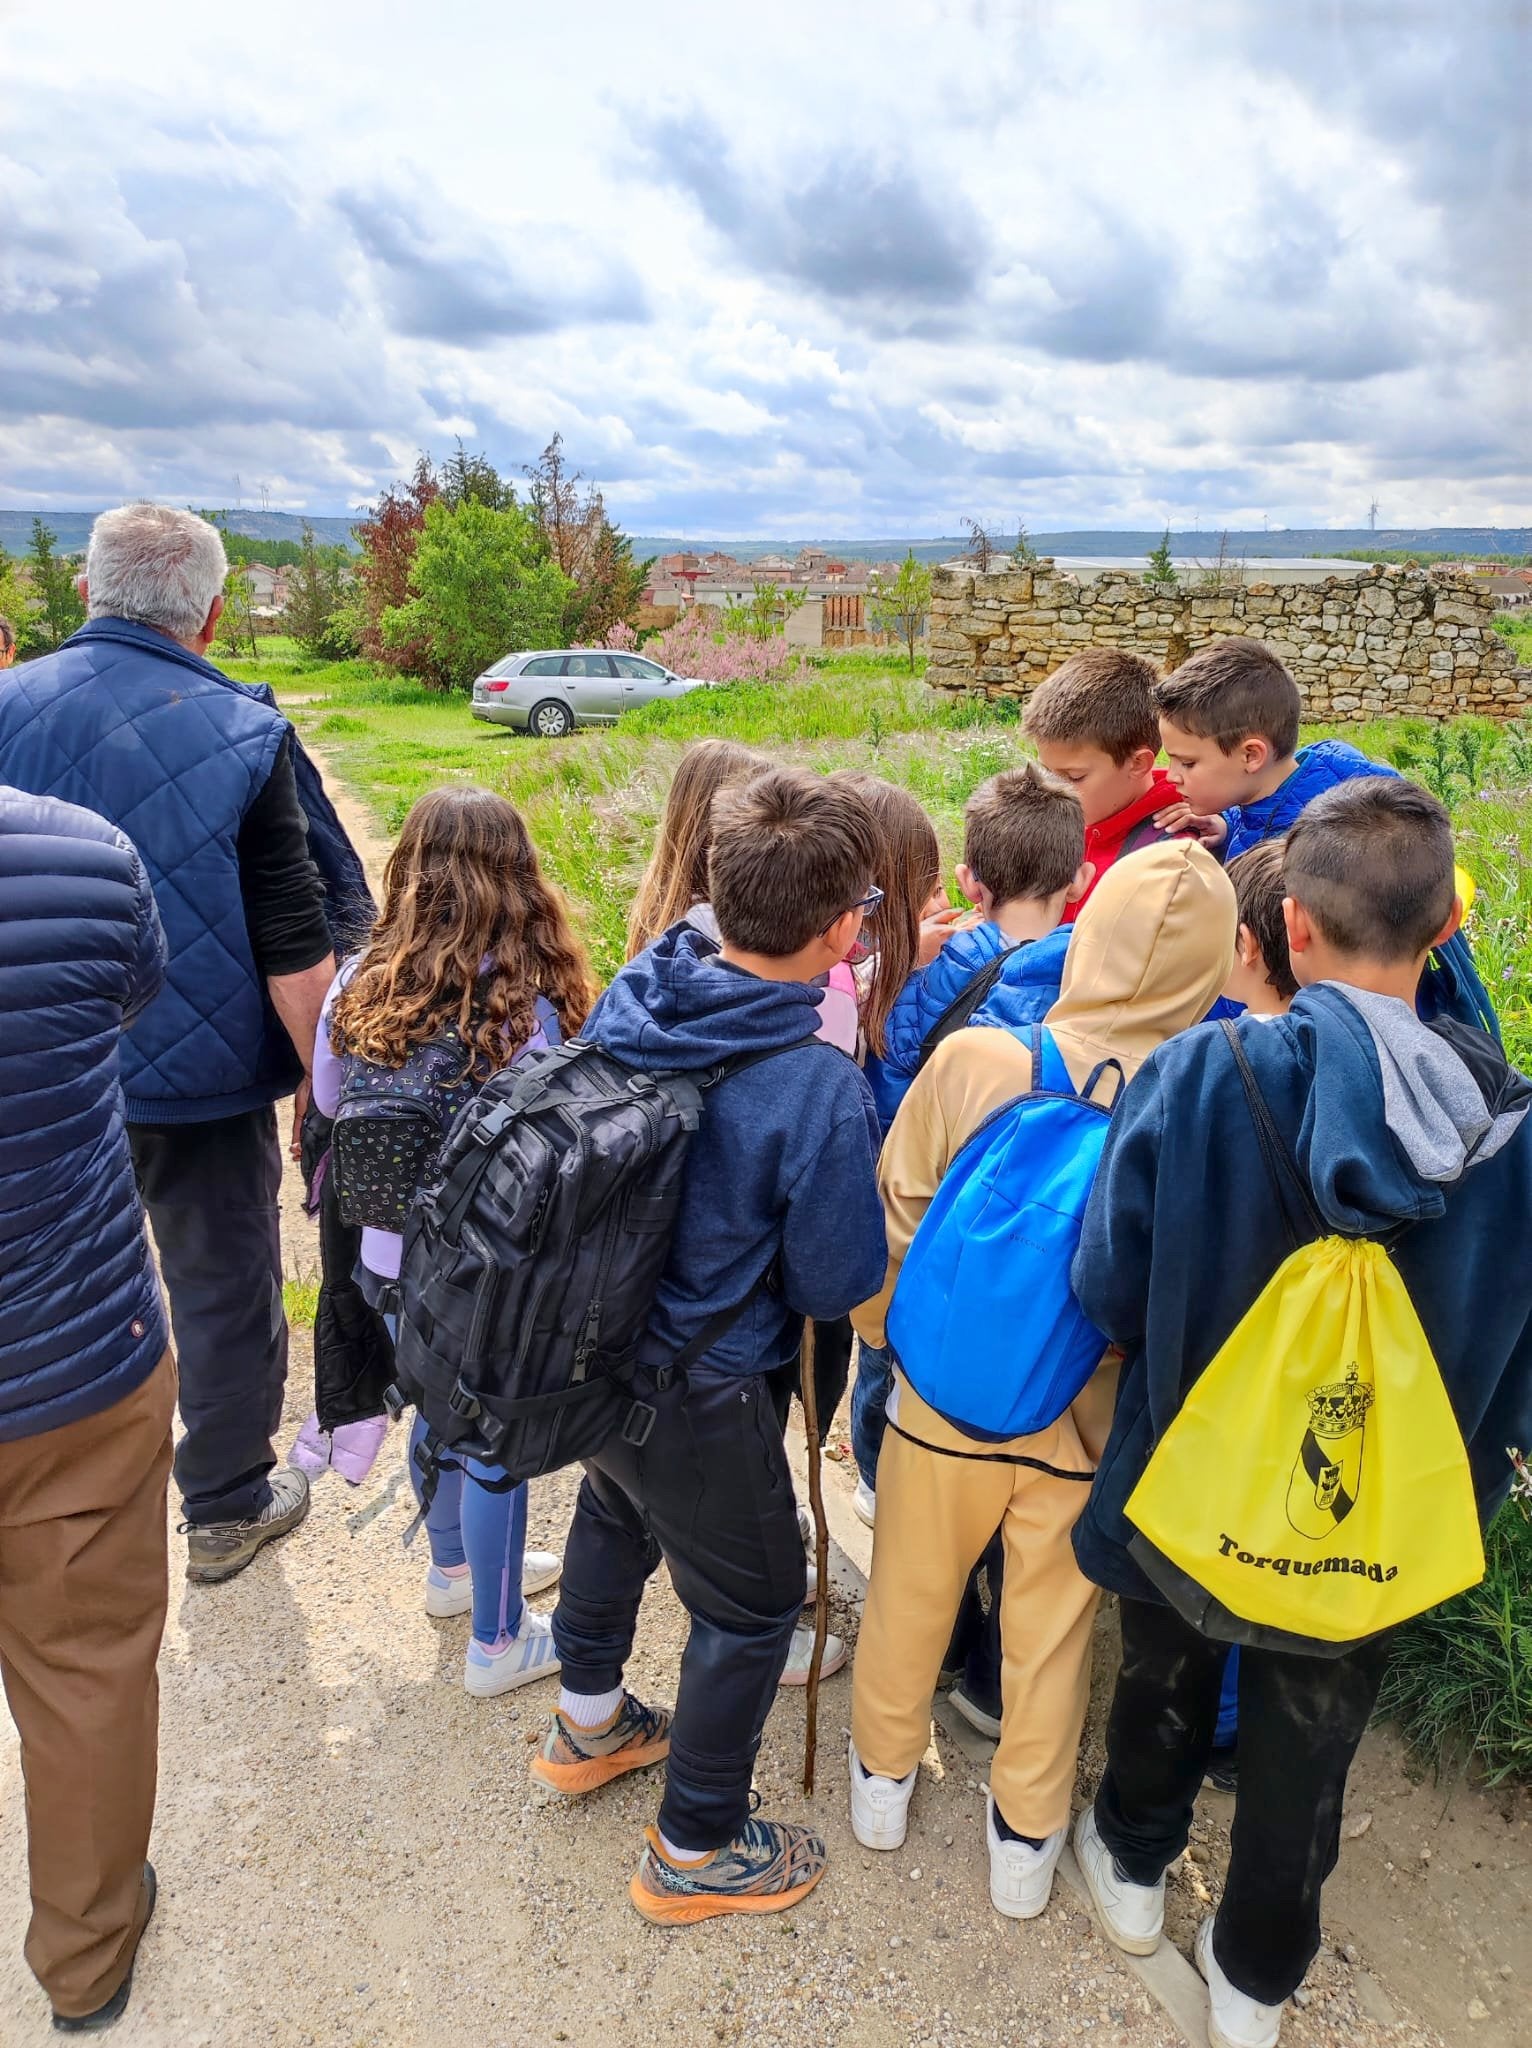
1071;989;1532;1604
0;619;319;1122
586;925;886;1376
866;923;1070;1133
0;787;169;1440
1222;738;1392;861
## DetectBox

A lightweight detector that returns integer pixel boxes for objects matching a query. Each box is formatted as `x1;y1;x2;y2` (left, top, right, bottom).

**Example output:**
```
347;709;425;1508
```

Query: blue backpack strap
1035;1024;1122;1106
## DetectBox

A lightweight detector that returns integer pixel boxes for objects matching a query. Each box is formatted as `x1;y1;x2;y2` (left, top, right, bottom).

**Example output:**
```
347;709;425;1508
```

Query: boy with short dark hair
1024;647;1182;919
1070;778;1532;2048
1152;636;1389;859
1223;840;1298;1015
866;762;1090;1132
537;766;888;1925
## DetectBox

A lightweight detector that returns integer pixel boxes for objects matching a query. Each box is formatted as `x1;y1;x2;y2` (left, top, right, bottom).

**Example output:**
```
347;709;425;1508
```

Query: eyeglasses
851;885;885;919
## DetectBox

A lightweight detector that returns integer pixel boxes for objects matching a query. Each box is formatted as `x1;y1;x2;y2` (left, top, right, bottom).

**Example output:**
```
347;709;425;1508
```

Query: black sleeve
237;737;335;977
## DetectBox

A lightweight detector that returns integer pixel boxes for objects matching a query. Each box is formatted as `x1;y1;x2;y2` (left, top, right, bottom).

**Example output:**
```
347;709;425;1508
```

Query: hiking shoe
530;1691;673;1796
985;1790;1065;1920
1195;1916;1284;2048
629;1813;828;1926
852;1479;876;1528
52;1864;156;2032
1073;1806;1164;1955
464;1612;561;1698
848;1737;917;1850
425;1550;563;1618
778;1622;846;1686
948;1683;1003;1741
1203;1745;1239;1796
184;1468;310;1584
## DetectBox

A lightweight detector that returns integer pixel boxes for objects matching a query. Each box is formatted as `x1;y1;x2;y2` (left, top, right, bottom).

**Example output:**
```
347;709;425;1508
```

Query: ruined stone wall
926;561;1532;721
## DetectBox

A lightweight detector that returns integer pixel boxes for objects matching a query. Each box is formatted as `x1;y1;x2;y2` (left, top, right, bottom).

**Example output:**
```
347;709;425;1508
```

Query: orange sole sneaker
529;1693;672;1797
628;1819;828;1926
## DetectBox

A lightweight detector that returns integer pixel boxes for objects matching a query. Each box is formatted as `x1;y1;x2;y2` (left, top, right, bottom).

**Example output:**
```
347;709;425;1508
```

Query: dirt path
4;738;1524;2048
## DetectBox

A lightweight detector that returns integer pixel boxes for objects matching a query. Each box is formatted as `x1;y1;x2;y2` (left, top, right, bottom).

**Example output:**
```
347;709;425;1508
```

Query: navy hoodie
586;925;886;1378
1072;985;1532;1604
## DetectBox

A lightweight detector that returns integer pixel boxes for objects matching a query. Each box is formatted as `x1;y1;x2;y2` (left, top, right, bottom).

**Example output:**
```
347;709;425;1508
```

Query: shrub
642;609;798;685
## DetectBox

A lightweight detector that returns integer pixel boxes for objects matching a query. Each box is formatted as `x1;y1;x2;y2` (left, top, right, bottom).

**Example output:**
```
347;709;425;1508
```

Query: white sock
657;1828;712;1865
558;1683;623;1728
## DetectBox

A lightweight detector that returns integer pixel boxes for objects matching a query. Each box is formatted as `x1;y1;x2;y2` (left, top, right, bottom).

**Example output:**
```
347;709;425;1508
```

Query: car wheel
530;699;574;738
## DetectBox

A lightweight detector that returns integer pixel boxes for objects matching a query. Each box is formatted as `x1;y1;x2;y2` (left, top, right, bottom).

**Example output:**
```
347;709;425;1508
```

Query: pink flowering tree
635;608;797;684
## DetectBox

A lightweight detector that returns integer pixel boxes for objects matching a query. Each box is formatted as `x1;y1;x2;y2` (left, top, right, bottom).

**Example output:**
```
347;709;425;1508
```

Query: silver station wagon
470;649;709;737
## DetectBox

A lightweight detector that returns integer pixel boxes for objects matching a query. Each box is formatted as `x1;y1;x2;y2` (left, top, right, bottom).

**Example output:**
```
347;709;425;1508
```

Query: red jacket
1064;771;1182;923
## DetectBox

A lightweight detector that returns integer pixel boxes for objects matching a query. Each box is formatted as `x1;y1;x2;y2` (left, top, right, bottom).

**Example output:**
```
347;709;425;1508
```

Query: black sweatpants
129;1105;288;1526
1094;1596;1392;2005
551;1363;806;1853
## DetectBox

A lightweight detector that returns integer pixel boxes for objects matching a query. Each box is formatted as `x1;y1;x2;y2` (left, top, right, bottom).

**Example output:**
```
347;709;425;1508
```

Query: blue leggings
407;1415;528;1645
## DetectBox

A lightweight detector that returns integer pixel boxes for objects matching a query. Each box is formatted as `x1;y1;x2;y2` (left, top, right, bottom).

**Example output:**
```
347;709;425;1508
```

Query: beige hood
1048;839;1236;1095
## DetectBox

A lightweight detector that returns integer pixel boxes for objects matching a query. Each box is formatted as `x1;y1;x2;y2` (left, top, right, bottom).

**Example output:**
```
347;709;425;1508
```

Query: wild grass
283;1272;320;1330
1376;1503;1532;1786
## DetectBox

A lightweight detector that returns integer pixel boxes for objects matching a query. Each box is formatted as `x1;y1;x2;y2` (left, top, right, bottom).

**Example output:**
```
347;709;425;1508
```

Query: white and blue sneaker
426;1550;562;1619
463;1611;562;1698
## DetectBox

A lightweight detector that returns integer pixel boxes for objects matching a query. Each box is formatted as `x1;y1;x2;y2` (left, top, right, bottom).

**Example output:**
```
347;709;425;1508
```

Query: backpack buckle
621;1401;656;1447
382;1381;408;1421
448;1380;482;1422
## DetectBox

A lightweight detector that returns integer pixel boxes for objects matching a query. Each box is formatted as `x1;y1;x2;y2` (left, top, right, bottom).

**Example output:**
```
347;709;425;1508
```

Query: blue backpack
887;1026;1119;1440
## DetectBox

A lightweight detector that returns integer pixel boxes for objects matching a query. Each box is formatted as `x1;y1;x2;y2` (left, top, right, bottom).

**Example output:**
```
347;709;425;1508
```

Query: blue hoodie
1071;986;1532;1604
866;923;1071;1133
1222;738;1392;862
585;924;886;1378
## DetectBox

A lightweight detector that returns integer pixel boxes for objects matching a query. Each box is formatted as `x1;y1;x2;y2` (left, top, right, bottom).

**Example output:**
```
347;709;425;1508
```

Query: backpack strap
1220;1019;1325;1249
916;945;1024;1072
1034;1024;1123;1108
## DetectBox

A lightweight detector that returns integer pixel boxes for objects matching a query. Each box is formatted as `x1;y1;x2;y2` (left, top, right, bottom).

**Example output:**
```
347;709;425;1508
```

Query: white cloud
0;0;1525;533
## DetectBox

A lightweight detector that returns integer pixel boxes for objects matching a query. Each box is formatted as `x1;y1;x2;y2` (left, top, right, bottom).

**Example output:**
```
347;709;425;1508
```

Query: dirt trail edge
3;733;1521;2048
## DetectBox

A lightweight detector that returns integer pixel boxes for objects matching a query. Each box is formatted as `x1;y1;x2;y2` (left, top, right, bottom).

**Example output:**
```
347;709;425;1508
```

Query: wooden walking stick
799;1317;830;1796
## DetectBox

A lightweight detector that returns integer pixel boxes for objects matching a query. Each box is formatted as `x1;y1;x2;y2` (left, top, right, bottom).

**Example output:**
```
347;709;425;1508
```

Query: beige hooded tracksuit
850;841;1236;1836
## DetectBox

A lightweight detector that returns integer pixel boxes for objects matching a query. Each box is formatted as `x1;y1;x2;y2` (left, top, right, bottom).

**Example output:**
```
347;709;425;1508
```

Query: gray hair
86;503;228;639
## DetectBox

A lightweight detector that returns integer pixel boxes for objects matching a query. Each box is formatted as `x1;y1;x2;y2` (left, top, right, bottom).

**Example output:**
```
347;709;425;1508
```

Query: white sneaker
463;1611;562;1698
985;1789;1066;1920
426;1550;563;1617
852;1479;876;1528
778;1623;846;1686
1195;1917;1284;2048
424;1565;473;1618
1073;1806;1164;1955
848;1737;917;1850
522;1549;563;1597
804;1559;819;1605
797;1502;813;1552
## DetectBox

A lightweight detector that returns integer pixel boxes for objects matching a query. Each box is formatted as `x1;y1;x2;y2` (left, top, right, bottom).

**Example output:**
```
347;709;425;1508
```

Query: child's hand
1154;801;1227;849
918;903;968;964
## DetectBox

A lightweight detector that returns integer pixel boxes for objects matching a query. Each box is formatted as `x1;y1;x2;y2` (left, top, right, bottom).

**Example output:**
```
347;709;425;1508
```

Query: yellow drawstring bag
1125;1029;1484;1647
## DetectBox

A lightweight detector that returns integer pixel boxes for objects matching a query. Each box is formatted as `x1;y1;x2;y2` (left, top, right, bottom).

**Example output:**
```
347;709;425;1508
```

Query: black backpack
915;943;1024;1074
332;996;559;1230
386;1037;809;1500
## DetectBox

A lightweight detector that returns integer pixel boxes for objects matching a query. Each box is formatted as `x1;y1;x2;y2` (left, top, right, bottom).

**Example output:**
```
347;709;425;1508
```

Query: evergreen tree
26;518;85;650
1145;528;1178;587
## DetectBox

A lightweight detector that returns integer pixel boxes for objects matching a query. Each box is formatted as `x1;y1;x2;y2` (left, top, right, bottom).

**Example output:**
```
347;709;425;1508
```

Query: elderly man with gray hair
0;503;340;1583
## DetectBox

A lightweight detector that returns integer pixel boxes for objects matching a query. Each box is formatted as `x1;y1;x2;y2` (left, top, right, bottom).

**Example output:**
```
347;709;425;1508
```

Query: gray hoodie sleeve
778;1090;887;1322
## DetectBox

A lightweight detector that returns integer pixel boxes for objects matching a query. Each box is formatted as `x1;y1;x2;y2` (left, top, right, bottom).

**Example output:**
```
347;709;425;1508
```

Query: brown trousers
0;1352;174;2017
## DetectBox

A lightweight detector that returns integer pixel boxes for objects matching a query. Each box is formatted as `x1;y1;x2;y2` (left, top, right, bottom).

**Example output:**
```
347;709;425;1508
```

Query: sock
657;1829;713;1866
991;1801;1051;1851
437;1562;471;1580
558;1684;623;1728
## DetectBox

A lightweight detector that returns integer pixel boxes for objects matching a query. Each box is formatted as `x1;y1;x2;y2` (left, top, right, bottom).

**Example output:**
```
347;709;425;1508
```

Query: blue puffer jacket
0;619;308;1122
0;787;169;1441
866;923;1071;1133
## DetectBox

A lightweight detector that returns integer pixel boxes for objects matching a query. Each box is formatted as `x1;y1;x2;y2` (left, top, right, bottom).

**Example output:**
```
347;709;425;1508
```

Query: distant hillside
0;509;361;555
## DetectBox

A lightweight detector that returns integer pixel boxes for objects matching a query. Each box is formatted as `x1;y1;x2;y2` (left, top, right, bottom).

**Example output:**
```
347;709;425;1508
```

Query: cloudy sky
2;1;1527;536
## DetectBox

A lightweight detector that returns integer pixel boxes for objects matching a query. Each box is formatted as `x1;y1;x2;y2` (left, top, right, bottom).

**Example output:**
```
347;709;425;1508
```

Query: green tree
286;522;358;659
0;545;35;652
869;551;934;673
382;499;572;692
26;518;85;650
1013;522;1038;566
524;434;647;641
1144;527;1178;587
723;578;805;642
438;440;518;512
214;567;259;660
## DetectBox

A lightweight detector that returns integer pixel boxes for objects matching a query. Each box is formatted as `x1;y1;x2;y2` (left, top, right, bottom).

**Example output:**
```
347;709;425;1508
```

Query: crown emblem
1305;1364;1375;1439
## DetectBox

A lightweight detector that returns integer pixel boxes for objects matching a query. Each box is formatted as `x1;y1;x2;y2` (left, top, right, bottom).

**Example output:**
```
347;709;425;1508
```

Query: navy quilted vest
0;619;301;1122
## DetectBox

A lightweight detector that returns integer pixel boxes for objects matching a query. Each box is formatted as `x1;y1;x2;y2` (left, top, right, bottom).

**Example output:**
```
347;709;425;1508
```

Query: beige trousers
0;1351;174;2017
851;1368;1111;1837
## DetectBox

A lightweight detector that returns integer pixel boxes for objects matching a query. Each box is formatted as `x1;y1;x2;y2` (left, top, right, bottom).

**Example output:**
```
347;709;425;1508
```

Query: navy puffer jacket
0;787;169;1440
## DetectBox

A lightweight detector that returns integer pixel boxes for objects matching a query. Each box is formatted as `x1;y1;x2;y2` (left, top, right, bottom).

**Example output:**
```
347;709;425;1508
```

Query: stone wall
927;561;1532;721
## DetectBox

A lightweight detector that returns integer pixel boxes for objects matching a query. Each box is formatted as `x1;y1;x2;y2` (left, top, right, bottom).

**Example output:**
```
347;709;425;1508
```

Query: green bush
1377;1503;1532;1784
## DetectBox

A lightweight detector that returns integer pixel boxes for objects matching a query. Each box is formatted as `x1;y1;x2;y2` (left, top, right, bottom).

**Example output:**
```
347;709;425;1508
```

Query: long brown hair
829;772;940;1059
626;737;768;957
329;786;598;1071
